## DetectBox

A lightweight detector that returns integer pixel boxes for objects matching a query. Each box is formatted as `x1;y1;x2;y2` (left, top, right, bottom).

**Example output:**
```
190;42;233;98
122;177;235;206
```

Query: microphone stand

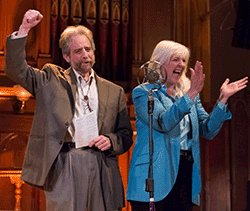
146;89;154;211
137;60;165;211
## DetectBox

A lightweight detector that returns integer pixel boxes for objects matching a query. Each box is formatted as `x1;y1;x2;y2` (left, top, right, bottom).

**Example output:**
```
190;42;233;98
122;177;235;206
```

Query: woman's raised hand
219;76;248;104
187;61;205;100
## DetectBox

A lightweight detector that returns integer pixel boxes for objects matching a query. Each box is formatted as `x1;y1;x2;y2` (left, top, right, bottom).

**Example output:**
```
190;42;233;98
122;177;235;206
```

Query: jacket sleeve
4;35;52;97
132;84;195;133
196;97;232;139
103;87;133;156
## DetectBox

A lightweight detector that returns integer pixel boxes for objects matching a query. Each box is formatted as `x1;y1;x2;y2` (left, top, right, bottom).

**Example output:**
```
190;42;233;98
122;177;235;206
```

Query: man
5;9;133;211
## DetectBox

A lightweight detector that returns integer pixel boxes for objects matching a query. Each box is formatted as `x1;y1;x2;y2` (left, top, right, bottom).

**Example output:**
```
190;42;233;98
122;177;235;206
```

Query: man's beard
73;60;95;74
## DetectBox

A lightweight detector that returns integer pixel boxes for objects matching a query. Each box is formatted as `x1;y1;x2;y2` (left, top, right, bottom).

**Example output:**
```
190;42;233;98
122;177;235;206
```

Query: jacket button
59;140;63;145
65;122;69;127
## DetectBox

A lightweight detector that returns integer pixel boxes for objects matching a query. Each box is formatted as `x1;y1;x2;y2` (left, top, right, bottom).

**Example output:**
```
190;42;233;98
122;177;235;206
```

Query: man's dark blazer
5;35;133;208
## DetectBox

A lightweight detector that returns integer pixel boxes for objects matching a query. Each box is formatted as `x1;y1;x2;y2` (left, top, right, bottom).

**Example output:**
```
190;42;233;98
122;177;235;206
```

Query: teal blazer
126;83;232;205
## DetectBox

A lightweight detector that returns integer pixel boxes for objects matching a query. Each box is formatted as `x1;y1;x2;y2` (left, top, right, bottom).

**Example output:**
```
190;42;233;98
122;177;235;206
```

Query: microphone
145;68;160;84
137;61;165;85
137;61;166;207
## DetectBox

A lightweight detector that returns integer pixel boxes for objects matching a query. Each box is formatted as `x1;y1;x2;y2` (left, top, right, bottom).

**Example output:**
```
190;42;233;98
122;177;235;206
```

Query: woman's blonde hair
150;40;191;97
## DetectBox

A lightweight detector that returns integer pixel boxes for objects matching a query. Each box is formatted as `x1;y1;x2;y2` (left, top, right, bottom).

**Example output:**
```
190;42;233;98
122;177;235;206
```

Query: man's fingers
97;140;110;151
88;135;111;151
25;10;43;24
88;137;98;147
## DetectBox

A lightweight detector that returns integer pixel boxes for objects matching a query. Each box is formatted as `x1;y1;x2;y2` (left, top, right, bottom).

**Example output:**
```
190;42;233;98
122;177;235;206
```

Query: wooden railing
0;171;24;211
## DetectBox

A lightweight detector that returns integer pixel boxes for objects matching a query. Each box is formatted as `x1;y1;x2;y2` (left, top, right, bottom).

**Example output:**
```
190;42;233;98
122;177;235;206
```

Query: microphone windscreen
145;68;160;84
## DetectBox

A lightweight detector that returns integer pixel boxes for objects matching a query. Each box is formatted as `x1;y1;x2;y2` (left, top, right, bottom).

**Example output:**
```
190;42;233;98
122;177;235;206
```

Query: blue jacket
126;83;232;205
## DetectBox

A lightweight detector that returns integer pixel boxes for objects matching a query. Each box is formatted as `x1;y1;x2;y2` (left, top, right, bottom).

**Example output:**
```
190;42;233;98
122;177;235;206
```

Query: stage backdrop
50;0;133;92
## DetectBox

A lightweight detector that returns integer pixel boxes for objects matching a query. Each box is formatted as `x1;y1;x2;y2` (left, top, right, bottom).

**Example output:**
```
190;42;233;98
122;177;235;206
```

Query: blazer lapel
59;67;77;114
68;67;77;103
95;74;109;133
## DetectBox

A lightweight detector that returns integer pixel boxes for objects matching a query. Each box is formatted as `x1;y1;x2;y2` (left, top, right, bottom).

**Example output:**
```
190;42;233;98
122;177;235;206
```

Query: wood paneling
230;94;250;211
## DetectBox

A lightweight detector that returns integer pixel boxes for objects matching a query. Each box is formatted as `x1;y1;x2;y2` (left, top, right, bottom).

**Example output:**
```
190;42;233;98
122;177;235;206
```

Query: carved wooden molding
0;86;34;114
71;0;83;25
0;87;15;98
0;170;24;211
132;0;143;62
100;0;109;24
85;0;97;25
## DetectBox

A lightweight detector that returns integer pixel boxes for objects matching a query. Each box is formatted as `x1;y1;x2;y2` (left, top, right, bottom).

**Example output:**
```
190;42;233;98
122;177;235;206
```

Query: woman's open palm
219;77;248;103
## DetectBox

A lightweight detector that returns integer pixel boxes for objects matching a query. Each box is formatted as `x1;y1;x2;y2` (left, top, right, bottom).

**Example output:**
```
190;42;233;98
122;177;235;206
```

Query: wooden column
0;171;25;211
35;0;53;69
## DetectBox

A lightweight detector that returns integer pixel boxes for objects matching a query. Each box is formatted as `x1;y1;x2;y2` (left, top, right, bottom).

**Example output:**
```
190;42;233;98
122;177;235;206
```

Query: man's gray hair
59;25;95;56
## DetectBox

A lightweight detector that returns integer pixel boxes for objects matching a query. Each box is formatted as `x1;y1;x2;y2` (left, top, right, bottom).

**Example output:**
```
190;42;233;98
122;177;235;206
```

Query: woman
126;40;248;211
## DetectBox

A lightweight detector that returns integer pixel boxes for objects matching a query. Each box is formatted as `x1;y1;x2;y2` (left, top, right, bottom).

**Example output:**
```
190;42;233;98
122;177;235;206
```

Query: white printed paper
74;110;99;148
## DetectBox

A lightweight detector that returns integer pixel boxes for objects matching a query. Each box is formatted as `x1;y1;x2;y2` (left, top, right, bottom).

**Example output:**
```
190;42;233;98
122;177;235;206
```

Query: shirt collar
72;68;94;85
